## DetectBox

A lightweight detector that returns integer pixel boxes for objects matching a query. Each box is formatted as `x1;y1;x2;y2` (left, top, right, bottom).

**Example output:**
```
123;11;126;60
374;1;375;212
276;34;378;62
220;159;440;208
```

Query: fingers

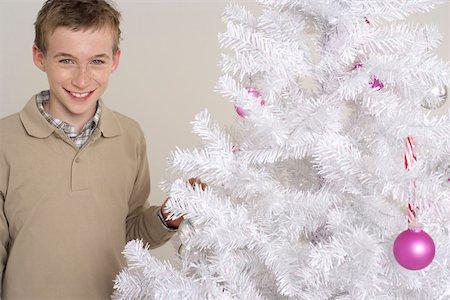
187;177;207;191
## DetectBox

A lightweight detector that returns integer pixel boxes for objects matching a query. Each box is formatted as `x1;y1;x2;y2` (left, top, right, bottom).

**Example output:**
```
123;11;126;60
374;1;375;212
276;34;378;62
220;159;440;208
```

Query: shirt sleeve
125;126;176;248
0;150;10;291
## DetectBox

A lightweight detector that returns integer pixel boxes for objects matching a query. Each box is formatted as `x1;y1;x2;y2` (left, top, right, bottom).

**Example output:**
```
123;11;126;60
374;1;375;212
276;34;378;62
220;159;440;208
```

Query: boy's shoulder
109;110;141;130
1;94;51;140
0;112;24;136
0;113;29;157
101;104;145;140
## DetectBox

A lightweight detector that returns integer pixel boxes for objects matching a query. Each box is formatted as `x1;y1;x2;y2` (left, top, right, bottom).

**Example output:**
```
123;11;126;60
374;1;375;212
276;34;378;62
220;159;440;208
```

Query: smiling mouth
65;89;94;100
71;91;90;98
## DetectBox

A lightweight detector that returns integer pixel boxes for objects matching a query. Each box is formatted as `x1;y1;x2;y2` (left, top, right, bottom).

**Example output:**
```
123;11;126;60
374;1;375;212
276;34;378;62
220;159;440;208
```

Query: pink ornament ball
370;76;384;90
393;228;435;270
353;62;364;70
235;106;247;118
235;87;265;118
247;87;266;106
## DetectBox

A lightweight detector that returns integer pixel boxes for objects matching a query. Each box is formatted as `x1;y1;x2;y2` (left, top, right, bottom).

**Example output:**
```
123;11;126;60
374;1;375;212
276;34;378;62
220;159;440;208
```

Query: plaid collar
35;90;101;148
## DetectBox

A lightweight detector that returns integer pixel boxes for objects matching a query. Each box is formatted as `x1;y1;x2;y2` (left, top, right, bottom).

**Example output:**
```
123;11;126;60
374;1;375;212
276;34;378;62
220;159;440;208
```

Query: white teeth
70;91;90;98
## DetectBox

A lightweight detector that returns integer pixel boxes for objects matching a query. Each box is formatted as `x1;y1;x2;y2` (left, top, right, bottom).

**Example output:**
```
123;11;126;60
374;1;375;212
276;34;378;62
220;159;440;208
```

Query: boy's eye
59;59;74;64
92;59;105;65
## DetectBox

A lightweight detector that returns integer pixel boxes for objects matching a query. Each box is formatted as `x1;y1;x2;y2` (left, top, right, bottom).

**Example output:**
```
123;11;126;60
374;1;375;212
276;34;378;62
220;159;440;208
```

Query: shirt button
75;158;80;163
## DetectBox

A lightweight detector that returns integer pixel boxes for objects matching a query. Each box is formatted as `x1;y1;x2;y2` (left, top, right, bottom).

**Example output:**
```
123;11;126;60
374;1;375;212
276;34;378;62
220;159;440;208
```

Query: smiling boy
0;0;182;298
33;26;118;135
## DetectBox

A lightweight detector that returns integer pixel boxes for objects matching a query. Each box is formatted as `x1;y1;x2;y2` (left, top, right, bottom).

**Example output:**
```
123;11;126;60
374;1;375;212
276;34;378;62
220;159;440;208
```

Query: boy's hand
187;177;207;191
161;178;207;229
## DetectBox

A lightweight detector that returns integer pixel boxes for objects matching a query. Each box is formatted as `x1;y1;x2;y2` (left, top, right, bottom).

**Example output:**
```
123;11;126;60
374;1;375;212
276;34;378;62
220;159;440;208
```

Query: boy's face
32;26;120;125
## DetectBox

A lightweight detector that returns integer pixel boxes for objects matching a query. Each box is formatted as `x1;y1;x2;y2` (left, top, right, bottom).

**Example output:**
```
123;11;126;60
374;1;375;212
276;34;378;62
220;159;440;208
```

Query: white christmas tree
113;0;450;299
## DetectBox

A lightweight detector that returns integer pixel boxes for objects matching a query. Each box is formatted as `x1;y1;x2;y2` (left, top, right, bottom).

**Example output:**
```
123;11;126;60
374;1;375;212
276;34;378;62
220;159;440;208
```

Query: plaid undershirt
36;90;101;149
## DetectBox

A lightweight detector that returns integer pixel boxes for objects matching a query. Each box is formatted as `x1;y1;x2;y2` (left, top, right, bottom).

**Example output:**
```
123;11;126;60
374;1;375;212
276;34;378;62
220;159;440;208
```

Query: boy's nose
72;67;90;89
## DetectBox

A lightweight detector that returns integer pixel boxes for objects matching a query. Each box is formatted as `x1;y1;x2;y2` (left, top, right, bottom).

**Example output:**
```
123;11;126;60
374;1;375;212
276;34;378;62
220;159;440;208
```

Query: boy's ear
32;44;46;72
111;48;121;72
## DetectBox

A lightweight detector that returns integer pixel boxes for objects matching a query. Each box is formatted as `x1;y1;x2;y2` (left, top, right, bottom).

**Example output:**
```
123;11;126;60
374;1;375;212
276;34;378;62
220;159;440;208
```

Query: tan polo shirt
0;96;175;299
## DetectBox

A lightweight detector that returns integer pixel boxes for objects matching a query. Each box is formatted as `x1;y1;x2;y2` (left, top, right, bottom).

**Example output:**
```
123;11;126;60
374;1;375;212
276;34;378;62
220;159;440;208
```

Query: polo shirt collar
97;100;121;137
19;95;55;138
19;94;121;139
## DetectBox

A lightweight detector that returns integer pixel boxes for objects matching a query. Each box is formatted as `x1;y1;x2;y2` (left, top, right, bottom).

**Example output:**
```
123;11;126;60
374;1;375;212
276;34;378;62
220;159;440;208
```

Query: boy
0;0;184;298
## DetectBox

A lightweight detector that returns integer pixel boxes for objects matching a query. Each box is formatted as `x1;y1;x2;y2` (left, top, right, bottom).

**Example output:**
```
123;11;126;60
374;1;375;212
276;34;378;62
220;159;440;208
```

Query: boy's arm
0;150;10;290
125;127;176;248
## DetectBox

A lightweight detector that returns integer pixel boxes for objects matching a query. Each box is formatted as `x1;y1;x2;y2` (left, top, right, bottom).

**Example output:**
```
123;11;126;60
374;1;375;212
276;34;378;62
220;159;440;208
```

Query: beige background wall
0;0;449;264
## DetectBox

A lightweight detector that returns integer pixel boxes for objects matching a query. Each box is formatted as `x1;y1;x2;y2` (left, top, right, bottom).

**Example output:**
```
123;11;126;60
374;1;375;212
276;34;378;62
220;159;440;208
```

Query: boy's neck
43;101;96;135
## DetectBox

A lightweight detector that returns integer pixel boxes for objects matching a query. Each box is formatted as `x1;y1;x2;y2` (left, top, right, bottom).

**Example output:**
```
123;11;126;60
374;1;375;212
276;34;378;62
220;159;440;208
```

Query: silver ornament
421;85;448;110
